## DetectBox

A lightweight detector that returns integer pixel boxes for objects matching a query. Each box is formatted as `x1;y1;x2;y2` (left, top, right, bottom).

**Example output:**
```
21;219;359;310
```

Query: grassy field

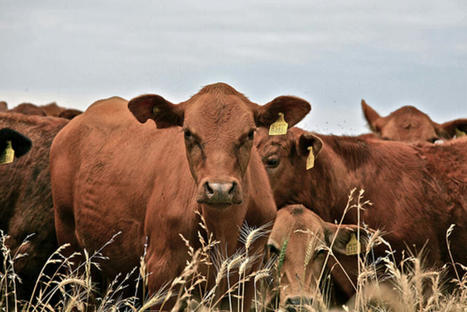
1;193;466;311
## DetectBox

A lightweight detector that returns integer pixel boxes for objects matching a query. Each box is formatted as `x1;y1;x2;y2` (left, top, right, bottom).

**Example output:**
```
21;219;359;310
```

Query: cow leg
145;248;186;310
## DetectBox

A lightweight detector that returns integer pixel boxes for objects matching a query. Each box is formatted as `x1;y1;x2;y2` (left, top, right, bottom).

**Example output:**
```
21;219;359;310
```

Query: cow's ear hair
0;128;32;158
361;99;381;133
297;132;323;158
437;119;467;139
324;222;367;256
255;96;311;128
128;94;184;128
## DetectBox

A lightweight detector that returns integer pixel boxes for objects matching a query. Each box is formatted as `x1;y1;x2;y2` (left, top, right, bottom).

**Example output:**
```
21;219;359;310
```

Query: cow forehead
184;94;255;135
256;128;295;155
271;207;324;245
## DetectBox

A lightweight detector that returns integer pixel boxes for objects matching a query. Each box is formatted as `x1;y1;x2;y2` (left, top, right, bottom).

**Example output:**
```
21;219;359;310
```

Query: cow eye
428;137;439;143
315;248;326;258
264;156;280;168
184;129;192;139
267;244;280;256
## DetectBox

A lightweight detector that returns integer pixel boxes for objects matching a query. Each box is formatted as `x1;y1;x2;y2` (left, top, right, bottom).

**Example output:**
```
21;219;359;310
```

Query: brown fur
9;102;82;120
0;112;68;297
50;84;311;310
256;127;467;299
0;101;7;112
362;100;467;142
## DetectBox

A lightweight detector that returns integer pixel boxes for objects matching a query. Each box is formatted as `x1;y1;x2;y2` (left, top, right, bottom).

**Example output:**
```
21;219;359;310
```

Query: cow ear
298;132;323;159
361;100;381;133
0;101;7;112
0;128;32;159
437;119;467;139
324;222;367;256
128;94;184;128
255;96;311;128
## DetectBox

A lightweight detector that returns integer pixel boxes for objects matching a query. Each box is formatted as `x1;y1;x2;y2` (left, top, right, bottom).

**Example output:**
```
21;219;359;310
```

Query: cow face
128;83;310;207
267;205;365;311
256;128;322;208
362;100;467;143
0;128;32;164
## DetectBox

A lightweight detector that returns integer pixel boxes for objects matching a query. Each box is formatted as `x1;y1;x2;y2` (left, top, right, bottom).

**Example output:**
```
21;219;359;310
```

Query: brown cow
50;83;311;309
362;99;467;142
268;205;404;312
9;102;82;120
0;112;68;298
256;127;467;301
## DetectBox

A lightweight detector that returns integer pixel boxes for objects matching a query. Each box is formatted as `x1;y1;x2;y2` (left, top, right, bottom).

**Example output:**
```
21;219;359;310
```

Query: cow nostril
286;296;313;307
286;306;298;312
228;182;237;195
204;182;214;195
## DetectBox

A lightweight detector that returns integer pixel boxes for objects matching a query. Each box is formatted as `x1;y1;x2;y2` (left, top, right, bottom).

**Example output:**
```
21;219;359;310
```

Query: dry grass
0;195;465;311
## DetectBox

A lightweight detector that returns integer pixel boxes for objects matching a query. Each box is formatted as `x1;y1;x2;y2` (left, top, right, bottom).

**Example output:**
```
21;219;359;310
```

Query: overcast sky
1;0;466;134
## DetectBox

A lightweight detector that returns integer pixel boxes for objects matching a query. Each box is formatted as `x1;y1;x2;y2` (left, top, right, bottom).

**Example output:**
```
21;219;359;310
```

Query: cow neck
200;202;248;255
302;136;362;223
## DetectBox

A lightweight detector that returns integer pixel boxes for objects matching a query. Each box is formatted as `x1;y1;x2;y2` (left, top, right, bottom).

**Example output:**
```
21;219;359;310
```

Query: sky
1;0;466;134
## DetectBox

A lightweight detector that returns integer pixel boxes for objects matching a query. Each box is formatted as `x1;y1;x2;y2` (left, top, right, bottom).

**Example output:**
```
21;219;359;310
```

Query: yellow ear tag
269;113;288;136
153;106;160;116
345;233;361;256
455;128;466;138
0;141;15;164
306;146;315;170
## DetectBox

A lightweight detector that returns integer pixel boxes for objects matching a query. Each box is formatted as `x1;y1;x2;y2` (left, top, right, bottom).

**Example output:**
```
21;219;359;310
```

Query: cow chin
196;178;243;207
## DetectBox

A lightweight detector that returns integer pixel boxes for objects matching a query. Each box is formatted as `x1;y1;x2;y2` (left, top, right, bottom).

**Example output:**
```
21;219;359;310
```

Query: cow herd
0;83;466;311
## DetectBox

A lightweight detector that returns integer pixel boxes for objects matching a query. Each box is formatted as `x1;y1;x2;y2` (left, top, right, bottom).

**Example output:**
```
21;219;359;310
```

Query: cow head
267;205;366;311
128;83;310;207
256;127;323;208
362;100;467;143
0;128;32;164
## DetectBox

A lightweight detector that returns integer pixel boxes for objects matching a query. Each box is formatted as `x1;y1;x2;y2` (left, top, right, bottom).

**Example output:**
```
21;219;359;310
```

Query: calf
50;83;311;309
256;127;467;299
268;205;404;312
362;100;467;142
0;112;68;297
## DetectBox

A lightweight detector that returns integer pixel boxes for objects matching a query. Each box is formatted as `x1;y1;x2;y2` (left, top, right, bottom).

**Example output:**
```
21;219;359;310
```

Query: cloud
0;0;466;134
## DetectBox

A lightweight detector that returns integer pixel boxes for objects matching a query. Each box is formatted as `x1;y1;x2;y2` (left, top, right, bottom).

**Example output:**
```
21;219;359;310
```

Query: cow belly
73;170;145;276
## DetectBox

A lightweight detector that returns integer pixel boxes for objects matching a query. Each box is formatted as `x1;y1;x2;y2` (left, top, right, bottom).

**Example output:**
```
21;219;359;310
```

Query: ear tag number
269;113;288;136
0;141;15;164
455;128;466;138
345;233;361;256
306;146;315;170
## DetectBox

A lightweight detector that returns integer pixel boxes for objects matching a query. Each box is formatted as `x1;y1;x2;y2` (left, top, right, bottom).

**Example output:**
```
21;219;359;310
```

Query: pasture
1;1;467;311
0;189;465;311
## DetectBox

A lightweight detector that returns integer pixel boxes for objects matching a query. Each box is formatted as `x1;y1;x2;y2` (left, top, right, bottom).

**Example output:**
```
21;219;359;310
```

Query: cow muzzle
284;296;313;312
197;179;243;205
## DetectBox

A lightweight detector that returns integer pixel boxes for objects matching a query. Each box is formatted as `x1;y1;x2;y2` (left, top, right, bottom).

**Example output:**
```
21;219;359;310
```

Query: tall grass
0;196;465;311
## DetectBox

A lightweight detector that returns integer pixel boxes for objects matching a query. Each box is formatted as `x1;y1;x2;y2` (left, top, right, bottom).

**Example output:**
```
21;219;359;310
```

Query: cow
0;112;68;298
0;128;32;163
9;102;82;120
267;204;404;312
361;99;467;143
255;127;467;301
50;83;311;309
